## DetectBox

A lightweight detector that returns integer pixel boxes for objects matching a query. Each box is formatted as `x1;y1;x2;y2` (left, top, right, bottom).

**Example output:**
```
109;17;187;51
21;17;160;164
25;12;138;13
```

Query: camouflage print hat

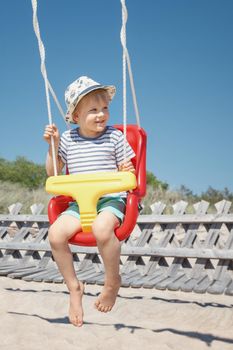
65;76;116;123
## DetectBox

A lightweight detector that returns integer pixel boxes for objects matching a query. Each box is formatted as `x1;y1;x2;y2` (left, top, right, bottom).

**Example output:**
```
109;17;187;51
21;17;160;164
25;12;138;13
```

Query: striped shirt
58;126;135;197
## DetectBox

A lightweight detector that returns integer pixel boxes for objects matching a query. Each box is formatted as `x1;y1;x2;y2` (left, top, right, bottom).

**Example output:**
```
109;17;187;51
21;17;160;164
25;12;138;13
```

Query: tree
201;186;233;204
0;157;47;189
146;171;168;190
178;185;195;198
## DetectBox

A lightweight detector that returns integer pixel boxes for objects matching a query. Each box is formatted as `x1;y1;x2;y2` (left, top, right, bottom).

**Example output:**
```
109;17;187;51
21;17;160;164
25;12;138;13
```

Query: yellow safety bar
46;172;137;232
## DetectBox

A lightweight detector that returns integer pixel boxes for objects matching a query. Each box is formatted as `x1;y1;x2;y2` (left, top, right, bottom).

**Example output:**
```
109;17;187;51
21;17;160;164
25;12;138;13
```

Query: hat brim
65;84;116;123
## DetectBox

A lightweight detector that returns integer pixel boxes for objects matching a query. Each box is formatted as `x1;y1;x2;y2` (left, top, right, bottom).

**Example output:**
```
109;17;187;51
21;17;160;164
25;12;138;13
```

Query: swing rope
120;0;141;129
31;0;58;175
31;0;140;171
31;0;69;127
121;0;127;160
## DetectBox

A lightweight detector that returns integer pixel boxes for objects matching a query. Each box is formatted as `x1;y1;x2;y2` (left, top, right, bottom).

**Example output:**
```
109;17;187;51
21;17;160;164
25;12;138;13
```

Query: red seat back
114;124;147;199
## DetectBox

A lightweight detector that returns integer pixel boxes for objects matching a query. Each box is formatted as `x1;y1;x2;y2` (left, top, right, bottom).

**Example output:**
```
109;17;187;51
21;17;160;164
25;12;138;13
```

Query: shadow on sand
7;311;233;346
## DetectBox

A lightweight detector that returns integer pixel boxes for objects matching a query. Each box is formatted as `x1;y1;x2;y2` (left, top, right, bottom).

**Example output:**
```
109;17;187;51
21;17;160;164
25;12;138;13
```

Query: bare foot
69;281;85;327
95;276;121;313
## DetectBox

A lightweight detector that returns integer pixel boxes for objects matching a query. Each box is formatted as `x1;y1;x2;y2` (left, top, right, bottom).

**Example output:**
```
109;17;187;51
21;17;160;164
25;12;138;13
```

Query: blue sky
1;0;233;194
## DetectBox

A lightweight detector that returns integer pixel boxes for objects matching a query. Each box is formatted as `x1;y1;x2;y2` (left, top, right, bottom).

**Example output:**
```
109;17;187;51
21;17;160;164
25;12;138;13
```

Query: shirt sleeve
58;132;68;164
115;132;136;166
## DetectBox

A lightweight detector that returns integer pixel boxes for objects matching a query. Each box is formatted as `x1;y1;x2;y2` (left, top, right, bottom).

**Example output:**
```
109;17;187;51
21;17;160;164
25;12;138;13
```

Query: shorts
61;196;127;224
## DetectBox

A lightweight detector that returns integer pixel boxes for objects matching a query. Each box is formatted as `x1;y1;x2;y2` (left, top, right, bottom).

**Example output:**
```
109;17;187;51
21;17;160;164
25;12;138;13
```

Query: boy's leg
92;211;121;312
48;214;84;326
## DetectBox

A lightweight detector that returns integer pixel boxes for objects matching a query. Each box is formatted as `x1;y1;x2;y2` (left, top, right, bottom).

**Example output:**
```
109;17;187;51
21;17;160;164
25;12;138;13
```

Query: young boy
44;76;135;327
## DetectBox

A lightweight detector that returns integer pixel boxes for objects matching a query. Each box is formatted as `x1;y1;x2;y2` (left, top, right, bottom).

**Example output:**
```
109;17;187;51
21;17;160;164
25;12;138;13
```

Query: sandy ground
1;276;233;350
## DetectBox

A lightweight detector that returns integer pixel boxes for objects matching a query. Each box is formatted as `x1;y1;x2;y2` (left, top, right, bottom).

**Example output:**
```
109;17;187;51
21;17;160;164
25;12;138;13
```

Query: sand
1;276;233;350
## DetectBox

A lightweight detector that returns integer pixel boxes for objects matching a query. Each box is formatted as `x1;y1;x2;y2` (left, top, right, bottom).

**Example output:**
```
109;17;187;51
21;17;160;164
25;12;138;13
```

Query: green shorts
61;196;127;224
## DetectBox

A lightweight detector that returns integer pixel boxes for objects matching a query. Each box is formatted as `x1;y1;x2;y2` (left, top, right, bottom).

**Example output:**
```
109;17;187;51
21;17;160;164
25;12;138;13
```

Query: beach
1;276;233;350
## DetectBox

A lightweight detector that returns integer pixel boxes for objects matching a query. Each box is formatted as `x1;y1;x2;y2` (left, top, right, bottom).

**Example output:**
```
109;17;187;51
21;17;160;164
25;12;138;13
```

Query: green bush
201;186;233;204
0;157;47;190
146;171;168;190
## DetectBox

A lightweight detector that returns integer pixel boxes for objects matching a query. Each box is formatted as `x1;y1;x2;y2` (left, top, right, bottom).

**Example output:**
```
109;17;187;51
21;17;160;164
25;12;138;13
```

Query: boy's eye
89;108;97;112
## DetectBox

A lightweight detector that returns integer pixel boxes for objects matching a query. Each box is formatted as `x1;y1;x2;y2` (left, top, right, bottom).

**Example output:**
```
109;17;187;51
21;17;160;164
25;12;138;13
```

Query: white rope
31;0;69;129
31;0;63;176
120;0;141;129
47;80;70;129
121;0;127;161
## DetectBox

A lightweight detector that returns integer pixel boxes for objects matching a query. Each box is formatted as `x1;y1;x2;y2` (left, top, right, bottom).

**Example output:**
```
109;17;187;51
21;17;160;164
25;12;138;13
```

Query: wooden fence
0;200;233;295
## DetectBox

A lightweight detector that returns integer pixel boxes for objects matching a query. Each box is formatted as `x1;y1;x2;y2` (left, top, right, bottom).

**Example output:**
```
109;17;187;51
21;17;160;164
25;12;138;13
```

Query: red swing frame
47;124;147;246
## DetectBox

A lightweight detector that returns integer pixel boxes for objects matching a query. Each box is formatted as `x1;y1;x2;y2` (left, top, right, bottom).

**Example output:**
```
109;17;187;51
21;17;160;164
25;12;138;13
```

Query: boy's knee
48;225;57;245
48;224;65;247
92;219;113;244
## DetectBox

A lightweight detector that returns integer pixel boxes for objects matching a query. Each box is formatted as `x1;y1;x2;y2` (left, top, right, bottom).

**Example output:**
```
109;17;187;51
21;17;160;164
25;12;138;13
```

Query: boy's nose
96;111;104;118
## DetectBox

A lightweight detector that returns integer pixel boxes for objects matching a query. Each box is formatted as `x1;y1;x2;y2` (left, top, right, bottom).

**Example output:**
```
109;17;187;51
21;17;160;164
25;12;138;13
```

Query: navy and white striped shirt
58;126;135;197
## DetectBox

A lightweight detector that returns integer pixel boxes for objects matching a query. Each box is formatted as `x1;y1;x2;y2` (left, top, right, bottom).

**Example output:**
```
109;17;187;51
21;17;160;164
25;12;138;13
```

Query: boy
44;76;135;327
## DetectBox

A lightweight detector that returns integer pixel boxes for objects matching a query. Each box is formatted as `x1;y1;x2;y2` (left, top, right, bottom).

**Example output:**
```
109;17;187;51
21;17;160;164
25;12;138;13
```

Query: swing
31;0;147;246
48;124;146;246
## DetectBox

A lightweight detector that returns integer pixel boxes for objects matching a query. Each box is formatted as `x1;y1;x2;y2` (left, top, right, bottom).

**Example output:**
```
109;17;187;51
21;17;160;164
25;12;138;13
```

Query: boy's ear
72;114;79;123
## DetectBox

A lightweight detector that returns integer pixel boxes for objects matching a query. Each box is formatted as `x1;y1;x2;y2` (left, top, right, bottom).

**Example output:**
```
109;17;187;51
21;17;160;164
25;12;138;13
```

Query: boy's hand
118;160;135;173
43;124;60;145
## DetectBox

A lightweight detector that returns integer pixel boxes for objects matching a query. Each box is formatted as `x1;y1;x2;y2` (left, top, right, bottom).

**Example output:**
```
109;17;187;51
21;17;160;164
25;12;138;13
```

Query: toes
94;300;100;308
76;318;83;327
96;303;112;313
70;316;83;327
94;298;114;312
75;315;83;327
99;305;105;312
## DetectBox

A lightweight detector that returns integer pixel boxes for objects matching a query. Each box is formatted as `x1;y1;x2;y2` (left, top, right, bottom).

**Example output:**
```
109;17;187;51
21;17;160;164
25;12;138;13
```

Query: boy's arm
116;131;136;174
46;147;64;176
44;124;65;176
118;159;135;173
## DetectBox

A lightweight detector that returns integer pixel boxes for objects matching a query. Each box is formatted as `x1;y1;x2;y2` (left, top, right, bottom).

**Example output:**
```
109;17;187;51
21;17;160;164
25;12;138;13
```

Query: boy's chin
95;125;106;131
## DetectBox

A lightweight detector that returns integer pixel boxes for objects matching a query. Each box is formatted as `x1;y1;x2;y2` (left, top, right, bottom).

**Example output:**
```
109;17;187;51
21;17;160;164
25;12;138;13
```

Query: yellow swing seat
46;171;137;232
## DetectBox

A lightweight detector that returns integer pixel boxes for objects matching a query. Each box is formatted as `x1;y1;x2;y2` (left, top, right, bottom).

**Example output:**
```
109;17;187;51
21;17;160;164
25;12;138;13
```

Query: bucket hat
65;76;116;123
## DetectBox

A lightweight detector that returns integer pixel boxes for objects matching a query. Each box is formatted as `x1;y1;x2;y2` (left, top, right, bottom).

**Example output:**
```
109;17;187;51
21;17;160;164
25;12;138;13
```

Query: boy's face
73;91;110;138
